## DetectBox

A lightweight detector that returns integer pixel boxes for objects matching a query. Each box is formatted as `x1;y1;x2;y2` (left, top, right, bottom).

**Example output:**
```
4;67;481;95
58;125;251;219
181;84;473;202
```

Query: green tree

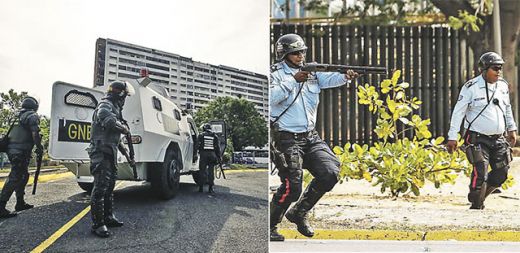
0;89;28;132
194;96;268;151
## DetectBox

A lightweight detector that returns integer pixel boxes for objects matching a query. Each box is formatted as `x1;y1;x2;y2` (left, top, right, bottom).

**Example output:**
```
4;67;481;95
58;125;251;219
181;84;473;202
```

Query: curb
279;229;520;242
0;167;69;180
225;168;268;174
0;171;73;189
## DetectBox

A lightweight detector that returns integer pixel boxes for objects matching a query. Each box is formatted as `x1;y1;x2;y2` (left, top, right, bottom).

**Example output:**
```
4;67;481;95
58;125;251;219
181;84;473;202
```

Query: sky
0;0;270;116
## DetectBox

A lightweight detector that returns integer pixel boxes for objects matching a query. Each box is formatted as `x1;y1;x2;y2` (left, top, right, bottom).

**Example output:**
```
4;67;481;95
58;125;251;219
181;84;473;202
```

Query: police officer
447;52;517;209
197;123;221;194
88;81;135;237
0;96;42;218
269;34;359;241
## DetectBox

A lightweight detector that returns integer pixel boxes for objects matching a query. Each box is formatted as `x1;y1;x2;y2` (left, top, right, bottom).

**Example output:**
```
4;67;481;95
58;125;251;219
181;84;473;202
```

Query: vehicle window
64;90;98;109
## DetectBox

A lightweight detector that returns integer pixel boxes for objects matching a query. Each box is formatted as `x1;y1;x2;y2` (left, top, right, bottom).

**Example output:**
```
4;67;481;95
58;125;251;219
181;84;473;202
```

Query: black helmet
202;123;212;131
275;34;307;61
106;81;135;98
21;96;39;111
478;52;505;71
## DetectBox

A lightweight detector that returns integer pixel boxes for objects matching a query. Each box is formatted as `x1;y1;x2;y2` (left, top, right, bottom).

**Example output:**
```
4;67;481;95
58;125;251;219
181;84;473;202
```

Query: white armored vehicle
49;77;202;199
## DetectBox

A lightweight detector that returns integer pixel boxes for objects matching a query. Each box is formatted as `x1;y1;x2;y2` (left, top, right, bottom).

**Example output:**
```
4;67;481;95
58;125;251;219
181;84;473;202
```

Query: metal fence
271;24;505;146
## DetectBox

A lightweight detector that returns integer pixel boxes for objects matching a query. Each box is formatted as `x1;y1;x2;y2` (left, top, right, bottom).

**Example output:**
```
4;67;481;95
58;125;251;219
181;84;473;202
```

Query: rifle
32;152;43;195
301;63;387;75
215;157;226;179
121;120;137;179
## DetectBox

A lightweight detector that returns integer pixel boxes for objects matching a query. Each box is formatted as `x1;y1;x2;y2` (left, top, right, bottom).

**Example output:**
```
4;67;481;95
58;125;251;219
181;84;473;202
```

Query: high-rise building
93;38;268;117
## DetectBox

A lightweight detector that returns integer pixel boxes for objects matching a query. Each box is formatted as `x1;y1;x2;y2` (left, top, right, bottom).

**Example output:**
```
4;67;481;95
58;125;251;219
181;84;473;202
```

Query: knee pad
488;168;508;187
315;169;339;192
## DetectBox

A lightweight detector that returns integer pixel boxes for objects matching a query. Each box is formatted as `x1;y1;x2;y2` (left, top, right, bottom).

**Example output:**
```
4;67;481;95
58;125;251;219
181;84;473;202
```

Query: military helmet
275;34;307;61
107;81;135;99
478;52;505;71
202;123;212;131
21;96;39;111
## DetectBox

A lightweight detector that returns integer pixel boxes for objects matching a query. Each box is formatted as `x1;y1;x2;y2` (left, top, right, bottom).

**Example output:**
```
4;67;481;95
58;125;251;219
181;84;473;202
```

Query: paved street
0;170;268;252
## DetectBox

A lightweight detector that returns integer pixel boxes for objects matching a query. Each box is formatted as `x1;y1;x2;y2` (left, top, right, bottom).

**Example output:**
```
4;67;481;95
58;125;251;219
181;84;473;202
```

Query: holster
270;121;288;170
465;144;485;164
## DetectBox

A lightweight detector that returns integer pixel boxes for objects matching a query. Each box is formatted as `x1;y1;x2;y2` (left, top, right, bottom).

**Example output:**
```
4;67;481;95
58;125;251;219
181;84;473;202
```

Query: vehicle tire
78;182;93;194
150;149;181;200
192;171;201;186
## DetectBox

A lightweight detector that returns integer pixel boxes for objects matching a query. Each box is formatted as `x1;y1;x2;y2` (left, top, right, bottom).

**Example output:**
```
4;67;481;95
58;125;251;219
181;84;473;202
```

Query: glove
115;121;130;134
128;158;136;167
446;140;458;154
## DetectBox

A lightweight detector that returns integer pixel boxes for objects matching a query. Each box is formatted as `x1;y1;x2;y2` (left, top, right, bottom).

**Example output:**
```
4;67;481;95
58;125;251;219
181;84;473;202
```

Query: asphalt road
271;240;520;252
0;170;268;252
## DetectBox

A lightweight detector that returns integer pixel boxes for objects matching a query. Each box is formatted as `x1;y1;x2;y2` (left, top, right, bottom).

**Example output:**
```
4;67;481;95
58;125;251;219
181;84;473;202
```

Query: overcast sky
0;0;269;116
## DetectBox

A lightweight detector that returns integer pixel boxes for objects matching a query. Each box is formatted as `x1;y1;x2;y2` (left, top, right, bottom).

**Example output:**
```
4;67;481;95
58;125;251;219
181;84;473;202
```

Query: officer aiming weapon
301;63;387;75
121;120;137;179
31;152;43;195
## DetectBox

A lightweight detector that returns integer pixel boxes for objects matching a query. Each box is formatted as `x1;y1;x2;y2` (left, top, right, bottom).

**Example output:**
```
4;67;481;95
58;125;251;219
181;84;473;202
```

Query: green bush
333;70;473;197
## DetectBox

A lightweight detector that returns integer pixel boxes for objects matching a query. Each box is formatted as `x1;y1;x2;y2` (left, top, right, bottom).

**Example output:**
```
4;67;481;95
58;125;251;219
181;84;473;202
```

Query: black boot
198;185;203;193
91;202;110;238
468;190;484;210
208;185;215;194
270;202;289;242
285;185;326;237
15;197;34;212
91;225;110;238
0;201;16;219
104;194;123;227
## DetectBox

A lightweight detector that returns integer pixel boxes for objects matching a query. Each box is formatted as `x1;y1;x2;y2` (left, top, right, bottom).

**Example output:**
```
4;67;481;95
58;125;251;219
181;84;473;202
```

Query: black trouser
90;153;117;228
0;152;31;203
465;131;511;191
199;151;217;186
271;130;339;217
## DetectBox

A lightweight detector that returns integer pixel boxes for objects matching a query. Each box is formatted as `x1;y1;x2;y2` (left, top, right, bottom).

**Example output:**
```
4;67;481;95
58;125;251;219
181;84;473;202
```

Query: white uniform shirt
447;75;517;140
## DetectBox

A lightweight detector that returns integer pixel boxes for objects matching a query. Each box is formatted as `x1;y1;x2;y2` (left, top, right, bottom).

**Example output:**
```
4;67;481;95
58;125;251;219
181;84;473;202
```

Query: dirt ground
269;156;520;231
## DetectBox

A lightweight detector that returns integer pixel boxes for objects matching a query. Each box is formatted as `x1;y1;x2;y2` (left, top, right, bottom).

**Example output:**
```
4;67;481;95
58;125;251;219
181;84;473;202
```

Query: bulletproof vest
8;110;37;151
90;99;123;146
200;131;216;151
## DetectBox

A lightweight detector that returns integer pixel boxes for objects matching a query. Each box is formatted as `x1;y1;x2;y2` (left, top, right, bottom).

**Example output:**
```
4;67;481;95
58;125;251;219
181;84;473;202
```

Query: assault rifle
121;120;137;179
31;152;43;195
301;63;387;75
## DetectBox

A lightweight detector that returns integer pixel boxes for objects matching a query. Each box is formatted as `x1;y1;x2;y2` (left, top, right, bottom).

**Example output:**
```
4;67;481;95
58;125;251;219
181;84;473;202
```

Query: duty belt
278;130;315;140
468;130;504;139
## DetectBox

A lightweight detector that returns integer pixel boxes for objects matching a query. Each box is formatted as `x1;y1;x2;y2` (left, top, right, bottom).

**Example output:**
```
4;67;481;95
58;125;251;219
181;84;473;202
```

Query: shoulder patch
464;80;475;88
270;64;280;73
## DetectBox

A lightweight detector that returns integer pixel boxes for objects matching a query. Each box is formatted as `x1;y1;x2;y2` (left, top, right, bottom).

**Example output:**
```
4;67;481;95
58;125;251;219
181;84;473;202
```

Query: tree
194;97;268;151
0;89;28;132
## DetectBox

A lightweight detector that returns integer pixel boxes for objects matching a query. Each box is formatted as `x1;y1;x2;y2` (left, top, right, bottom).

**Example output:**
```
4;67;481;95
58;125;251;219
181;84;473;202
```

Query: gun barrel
302;63;387;75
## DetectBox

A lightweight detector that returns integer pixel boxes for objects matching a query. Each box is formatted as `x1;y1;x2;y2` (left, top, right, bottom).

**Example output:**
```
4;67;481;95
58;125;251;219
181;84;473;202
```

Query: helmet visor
124;82;136;96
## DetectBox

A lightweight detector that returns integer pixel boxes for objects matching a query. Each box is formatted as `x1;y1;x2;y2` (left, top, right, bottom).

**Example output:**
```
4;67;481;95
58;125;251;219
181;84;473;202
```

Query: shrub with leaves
334;70;473;197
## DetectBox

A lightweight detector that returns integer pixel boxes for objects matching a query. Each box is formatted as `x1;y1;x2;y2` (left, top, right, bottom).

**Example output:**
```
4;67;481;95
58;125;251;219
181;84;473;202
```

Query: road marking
279;229;520;241
0;172;73;189
31;181;124;253
224;169;267;174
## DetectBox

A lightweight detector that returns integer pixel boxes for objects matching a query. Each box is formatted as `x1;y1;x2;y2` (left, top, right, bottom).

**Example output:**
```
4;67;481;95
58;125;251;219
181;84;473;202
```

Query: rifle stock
301;63;387;75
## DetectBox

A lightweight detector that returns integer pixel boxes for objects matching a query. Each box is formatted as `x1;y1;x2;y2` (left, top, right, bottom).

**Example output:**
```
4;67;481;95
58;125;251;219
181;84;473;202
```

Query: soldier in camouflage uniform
0;96;43;218
197;123;221;194
88;81;134;237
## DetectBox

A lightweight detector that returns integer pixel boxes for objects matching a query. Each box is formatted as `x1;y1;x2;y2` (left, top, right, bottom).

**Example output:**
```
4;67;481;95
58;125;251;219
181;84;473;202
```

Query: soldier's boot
208;185;215;194
91;203;110;238
15;197;34;212
198;185;203;193
104;196;123;227
0;201;16;219
468;189;484;210
270;202;289;242
285;186;326;237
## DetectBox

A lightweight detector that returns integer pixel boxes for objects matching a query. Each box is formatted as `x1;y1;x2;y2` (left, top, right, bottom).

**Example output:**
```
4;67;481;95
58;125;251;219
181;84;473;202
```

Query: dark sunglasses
289;50;306;56
490;65;502;71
